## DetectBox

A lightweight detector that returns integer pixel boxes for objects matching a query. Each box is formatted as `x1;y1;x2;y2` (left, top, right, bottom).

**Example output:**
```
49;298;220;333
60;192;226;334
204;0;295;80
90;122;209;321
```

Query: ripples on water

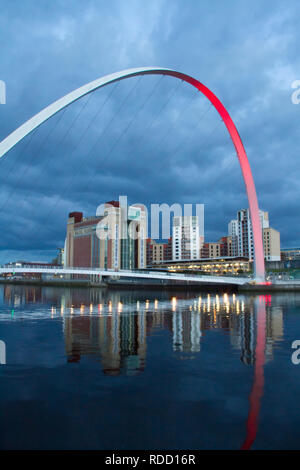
0;284;299;450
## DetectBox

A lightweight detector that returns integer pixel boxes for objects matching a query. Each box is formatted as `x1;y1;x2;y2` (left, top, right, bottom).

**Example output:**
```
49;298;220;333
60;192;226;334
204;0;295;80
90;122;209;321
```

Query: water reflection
172;310;201;352
242;297;266;450
1;285;296;448
64;311;147;375
1;285;284;372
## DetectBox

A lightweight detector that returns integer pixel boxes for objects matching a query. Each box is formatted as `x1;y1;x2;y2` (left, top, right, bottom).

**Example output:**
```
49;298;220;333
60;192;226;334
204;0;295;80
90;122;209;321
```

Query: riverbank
0;278;107;288
0;278;239;292
239;282;300;293
1;278;300;292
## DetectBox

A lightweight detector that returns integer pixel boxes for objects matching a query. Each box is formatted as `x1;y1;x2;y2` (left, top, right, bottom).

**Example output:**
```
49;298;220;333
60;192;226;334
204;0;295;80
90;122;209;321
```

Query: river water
0;284;299;450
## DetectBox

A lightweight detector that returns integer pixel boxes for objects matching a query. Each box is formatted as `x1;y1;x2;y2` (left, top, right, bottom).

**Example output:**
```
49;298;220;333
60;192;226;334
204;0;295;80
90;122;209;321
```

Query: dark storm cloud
0;0;300;263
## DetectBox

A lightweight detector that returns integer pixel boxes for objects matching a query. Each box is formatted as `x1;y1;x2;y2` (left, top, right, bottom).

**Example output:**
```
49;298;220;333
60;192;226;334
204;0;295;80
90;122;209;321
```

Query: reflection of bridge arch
0;67;265;281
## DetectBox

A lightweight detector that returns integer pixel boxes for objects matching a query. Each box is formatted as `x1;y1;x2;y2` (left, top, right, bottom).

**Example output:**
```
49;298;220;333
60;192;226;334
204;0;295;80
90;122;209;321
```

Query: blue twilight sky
0;0;299;263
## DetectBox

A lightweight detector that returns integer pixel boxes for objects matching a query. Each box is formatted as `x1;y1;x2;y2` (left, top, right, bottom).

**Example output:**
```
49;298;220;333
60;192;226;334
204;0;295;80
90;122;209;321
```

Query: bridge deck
0;267;249;285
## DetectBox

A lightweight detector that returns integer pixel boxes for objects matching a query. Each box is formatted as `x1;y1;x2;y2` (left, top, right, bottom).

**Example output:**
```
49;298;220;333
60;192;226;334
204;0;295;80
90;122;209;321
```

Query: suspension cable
0;106;68;212
36;75;164;223
16;92;93;208
23;76;146;241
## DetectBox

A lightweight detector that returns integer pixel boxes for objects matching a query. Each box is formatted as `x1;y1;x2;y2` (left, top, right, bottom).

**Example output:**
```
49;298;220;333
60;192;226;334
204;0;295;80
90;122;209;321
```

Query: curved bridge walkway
0;266;249;286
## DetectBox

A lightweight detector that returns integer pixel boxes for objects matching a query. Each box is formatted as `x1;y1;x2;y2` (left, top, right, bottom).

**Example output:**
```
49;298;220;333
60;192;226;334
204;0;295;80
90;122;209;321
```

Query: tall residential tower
172;216;203;261
228;209;280;261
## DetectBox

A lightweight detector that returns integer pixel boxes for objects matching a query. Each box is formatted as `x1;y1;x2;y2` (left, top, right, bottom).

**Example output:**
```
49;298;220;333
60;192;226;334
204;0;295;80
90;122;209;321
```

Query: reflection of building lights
70;306;74;315
108;301;112;313
98;304;102;313
154;299;158;309
80;304;84;314
60;306;64;316
90;303;93;314
236;300;240;314
207;294;211;313
215;295;220;312
233;293;236;304
171;297;177;312
241;301;245;313
136;301;140;311
145;300;149;310
118;302;123;313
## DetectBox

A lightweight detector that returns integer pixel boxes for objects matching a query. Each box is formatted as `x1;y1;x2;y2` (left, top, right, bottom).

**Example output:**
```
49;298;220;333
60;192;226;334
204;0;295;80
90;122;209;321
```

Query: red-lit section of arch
164;70;265;282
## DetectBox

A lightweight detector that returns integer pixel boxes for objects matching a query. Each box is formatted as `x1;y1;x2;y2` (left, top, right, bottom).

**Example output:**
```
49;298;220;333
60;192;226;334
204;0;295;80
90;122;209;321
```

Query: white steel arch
0;67;170;158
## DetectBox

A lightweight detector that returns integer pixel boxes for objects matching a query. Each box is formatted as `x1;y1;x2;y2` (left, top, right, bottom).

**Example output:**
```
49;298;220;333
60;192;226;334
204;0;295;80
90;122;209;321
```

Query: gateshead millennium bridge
0;67;265;282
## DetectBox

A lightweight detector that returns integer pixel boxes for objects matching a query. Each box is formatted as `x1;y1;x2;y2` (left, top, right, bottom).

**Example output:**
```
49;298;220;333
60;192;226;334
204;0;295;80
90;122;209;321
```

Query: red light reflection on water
259;294;272;306
241;297;266;450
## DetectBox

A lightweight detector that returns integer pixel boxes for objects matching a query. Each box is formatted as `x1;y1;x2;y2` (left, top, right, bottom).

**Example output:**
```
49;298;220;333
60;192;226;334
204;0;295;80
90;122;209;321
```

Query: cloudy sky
0;0;299;263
